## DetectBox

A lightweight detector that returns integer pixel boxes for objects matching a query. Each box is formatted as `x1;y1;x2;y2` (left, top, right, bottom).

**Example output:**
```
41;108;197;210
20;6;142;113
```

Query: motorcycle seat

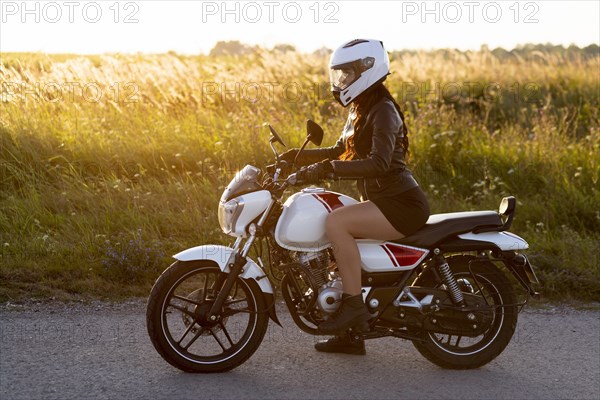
395;211;503;248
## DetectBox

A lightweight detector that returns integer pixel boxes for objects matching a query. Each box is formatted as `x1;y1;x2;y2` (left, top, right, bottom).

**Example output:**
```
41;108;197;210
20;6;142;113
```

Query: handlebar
263;163;302;198
267;160;297;184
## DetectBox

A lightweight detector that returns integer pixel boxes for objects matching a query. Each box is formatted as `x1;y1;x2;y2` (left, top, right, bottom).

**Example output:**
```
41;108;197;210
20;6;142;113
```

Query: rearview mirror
306;120;323;146
268;124;287;147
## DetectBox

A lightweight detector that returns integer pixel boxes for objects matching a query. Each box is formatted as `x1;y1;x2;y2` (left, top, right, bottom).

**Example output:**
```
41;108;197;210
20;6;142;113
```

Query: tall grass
0;48;598;301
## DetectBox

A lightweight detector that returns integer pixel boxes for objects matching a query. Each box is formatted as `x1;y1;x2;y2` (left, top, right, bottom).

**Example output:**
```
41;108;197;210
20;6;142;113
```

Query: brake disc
180;289;229;336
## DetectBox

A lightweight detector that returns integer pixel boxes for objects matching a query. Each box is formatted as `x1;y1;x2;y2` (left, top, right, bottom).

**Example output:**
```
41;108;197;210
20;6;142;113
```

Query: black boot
318;293;370;333
314;335;366;355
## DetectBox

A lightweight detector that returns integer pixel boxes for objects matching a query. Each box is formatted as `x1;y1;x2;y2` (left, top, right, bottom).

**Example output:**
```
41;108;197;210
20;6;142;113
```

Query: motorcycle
146;120;540;372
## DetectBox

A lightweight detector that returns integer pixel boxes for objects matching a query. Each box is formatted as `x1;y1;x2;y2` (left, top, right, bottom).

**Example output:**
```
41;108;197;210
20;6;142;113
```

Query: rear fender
458;231;529;251
174;245;280;325
441;233;539;297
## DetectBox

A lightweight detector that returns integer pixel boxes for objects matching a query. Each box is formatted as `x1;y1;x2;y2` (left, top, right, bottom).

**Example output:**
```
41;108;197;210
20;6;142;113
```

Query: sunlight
1;1;598;54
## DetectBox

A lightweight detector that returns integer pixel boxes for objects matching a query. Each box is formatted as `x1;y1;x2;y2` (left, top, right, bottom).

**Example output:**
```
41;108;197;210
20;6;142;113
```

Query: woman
280;39;430;355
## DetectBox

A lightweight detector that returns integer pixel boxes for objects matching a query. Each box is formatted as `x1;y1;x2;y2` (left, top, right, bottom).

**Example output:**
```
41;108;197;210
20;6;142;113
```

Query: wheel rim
160;266;258;364
428;272;506;356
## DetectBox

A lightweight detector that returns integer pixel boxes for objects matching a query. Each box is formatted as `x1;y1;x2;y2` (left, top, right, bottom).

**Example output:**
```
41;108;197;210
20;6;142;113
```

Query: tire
412;255;517;369
146;261;269;373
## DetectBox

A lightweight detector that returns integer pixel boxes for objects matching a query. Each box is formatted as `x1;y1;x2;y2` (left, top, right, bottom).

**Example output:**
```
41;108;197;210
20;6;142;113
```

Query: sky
0;0;599;54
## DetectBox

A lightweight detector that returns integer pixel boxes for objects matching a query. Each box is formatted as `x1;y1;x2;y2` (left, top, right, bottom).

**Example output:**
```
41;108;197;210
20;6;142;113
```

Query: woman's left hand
296;160;334;184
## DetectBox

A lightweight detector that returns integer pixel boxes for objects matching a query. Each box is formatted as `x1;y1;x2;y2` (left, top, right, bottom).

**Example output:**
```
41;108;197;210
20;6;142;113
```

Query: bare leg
325;201;405;295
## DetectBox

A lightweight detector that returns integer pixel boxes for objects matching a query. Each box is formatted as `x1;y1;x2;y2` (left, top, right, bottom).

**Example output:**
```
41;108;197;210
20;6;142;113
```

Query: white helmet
329;39;390;107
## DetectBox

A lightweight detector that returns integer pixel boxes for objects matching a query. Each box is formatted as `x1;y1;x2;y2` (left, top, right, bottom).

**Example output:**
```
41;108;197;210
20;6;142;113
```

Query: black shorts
371;186;430;237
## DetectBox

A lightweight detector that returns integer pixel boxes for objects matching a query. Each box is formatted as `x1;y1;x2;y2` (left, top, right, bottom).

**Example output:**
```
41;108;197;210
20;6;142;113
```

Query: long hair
339;84;408;161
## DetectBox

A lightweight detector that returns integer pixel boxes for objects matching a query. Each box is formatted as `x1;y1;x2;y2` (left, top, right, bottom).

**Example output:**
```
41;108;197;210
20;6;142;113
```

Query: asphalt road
0;299;598;400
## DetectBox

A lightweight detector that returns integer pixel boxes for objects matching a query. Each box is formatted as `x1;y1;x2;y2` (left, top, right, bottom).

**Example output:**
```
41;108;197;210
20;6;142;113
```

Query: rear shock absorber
434;249;464;305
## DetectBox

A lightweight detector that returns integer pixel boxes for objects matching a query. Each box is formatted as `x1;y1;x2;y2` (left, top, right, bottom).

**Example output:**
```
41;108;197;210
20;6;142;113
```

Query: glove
296;160;334;184
279;149;299;163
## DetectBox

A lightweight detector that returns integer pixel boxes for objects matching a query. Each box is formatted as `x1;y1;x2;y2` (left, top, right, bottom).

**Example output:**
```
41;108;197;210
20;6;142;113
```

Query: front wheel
412;256;518;369
146;261;269;372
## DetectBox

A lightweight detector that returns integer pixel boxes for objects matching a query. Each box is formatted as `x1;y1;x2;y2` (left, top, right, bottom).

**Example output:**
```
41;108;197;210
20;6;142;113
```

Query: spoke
455;336;462;347
222;307;252;317
219;321;235;347
168;302;196;319
177;319;198;345
446;335;453;345
173;294;203;306
182;326;206;351
210;329;227;351
203;272;210;300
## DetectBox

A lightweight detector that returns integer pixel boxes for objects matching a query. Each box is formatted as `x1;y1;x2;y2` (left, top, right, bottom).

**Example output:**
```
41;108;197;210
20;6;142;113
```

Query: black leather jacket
297;97;418;200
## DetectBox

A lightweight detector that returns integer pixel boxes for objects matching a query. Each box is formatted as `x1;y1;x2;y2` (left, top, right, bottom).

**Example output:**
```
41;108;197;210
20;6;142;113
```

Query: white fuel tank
274;188;359;252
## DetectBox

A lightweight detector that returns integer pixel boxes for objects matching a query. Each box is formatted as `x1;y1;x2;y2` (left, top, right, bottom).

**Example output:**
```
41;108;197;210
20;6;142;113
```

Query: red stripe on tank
311;194;332;212
314;193;344;212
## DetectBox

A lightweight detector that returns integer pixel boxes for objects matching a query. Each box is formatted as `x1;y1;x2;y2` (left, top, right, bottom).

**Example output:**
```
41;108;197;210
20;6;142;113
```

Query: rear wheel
146;261;269;372
412;256;517;369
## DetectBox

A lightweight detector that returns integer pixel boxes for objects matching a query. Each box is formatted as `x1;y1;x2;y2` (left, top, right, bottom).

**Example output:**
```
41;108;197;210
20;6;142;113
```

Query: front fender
173;245;280;325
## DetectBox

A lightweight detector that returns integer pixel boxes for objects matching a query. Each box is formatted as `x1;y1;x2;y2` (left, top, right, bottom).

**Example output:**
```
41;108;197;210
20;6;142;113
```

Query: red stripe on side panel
380;245;399;268
384;243;427;267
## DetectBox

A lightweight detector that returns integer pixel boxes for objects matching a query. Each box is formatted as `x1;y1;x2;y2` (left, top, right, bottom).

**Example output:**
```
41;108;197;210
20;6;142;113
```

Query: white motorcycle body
175;185;529;288
273;188;431;271
273;187;528;272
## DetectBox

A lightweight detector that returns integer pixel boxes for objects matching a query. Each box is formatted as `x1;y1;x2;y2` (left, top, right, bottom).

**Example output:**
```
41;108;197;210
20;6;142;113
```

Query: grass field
0;46;598;301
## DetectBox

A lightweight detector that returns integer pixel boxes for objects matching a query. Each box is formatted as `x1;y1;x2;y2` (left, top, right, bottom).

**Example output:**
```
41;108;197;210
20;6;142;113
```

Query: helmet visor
330;67;357;91
329;57;375;91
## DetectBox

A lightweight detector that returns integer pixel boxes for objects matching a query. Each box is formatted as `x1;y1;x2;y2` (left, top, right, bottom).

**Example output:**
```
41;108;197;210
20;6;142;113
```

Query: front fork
207;254;244;319
208;201;275;321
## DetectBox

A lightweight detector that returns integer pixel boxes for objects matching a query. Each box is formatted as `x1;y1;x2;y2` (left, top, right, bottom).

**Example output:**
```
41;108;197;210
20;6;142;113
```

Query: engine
297;250;330;288
296;250;344;314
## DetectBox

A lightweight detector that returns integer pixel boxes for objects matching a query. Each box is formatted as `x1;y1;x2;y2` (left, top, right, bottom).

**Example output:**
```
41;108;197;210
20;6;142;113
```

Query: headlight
218;198;243;235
